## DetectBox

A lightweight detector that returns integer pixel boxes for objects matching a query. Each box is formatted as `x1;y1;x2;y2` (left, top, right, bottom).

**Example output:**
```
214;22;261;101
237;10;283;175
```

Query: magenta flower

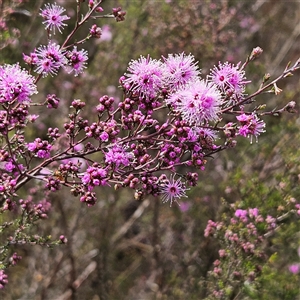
66;46;88;76
237;113;266;143
35;42;66;77
81;164;108;191
4;161;15;172
198;127;218;141
23;51;38;66
234;209;249;224
179;201;191;212
249;207;259;218
208;62;250;103
0;64;37;103
288;264;300;274
100;132;109;142
235;209;248;218
40;3;70;34
160;175;188;206
266;215;276;229
104;143;134;169
0;270;8;289
124;55;165;100
186;126;218;143
9;253;22;266
167;79;221;126
100;24;112;41
163;52;200;91
27;138;52;159
209;62;232;89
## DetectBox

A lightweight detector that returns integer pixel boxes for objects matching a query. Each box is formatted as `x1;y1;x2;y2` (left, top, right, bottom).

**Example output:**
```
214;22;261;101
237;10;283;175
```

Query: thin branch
110;199;150;245
56;261;97;300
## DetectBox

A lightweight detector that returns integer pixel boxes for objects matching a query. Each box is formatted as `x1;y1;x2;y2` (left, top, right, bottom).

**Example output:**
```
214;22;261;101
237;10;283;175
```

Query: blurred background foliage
0;0;299;299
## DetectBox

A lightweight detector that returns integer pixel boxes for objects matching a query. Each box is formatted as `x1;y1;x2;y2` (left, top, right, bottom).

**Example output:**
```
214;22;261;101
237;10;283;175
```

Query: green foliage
259;261;300;300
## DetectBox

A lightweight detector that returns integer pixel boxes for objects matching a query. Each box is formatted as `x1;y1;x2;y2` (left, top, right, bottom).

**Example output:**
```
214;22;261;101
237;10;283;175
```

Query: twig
56;261;97;300
110;199;150;245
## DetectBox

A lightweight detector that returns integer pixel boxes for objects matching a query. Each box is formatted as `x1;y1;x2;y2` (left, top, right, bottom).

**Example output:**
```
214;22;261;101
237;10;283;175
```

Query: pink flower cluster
0;270;8;289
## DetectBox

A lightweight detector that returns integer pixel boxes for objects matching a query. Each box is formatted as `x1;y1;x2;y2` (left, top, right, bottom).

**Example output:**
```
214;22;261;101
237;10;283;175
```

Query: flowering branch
0;0;299;291
221;58;300;113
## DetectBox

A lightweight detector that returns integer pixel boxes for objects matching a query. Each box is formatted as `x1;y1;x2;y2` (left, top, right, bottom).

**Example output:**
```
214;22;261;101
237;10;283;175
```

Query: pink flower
35;42;67;77
160;175;188;206
0;270;8;289
219;249;227;258
235;209;247;218
66;46;88;76
289;264;300;274
124;55;165;100
4;161;15;172
40;3;70;34
23;51;38;66
100;25;112;41
167;79;221;126
100;132;109;142
81;163;108;191
104;143;134;169
208;62;250;102
27;138;52;159
249;208;259;218
179;202;191;212
163;52;200;91
237;113;265;142
0;64;37;103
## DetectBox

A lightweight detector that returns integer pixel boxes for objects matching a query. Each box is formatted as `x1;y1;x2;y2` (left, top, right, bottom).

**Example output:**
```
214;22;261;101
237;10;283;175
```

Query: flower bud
263;73;270;83
89;0;94;9
60;235;68;244
249;46;263;61
96;7;104;12
112;7;126;22
285;101;296;113
90;24;102;38
71;99;86;110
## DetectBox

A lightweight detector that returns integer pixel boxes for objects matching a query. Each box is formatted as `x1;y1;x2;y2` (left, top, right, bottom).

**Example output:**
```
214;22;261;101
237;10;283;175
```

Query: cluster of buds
204;200;300;298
